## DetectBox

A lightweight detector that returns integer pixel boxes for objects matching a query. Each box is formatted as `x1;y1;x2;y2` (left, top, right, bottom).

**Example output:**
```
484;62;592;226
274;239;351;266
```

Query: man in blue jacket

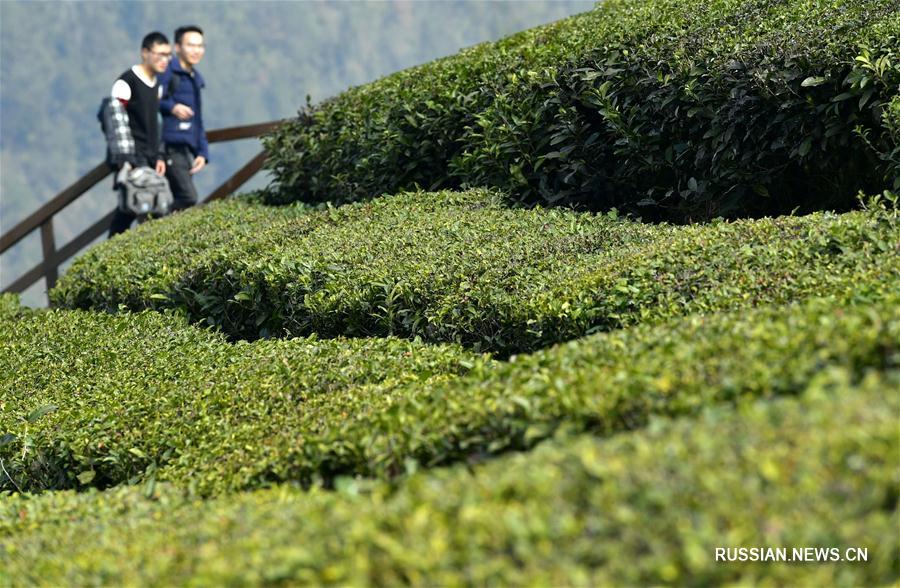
159;25;209;212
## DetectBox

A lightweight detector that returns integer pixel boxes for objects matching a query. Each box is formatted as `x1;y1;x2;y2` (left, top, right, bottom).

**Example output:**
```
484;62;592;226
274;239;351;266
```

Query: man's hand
156;159;166;176
172;103;194;121
190;155;207;175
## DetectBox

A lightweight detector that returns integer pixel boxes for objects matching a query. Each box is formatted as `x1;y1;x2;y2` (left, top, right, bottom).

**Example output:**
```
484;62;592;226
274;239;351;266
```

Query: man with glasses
108;31;171;237
159;25;210;212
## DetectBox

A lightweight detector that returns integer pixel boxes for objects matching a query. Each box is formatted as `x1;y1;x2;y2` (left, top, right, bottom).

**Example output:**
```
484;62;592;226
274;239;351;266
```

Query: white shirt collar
131;65;157;88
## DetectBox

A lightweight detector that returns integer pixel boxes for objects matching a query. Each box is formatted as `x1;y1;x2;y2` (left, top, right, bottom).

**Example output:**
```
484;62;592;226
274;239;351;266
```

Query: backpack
116;165;173;217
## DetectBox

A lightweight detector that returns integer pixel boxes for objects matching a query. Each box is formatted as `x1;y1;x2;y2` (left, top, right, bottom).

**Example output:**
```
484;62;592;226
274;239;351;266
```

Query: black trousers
164;144;199;212
109;208;138;237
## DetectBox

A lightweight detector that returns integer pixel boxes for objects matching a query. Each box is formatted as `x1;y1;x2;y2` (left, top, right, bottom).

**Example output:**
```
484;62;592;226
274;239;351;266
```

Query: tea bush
0;293;22;318
51;196;312;310
263;0;900;219
0;307;483;495
2;369;896;586
2;292;896;496
53;189;900;355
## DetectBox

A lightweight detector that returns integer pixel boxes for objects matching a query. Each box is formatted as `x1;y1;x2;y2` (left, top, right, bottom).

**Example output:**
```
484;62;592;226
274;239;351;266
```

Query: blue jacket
159;58;209;161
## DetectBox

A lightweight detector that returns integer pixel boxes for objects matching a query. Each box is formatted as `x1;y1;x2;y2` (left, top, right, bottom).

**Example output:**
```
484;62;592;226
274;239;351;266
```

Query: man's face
177;31;205;66
142;42;172;74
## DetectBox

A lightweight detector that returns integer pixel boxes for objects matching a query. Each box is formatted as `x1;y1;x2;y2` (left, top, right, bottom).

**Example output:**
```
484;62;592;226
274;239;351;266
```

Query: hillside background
0;0;593;306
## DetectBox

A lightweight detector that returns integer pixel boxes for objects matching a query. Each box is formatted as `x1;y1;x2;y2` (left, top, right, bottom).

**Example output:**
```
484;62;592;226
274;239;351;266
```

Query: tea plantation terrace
1;288;896;496
53;189;899;355
2;0;899;583
2;369;895;585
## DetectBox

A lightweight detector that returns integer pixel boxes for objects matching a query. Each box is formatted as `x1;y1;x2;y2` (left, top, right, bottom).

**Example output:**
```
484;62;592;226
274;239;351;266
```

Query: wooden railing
0;120;283;303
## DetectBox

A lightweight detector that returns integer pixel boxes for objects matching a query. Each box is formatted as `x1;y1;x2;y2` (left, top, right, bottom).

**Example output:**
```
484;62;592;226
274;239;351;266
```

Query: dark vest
118;69;160;162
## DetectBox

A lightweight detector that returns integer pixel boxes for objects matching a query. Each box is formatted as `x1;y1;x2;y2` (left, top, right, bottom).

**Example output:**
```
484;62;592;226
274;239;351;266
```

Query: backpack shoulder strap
97;96;112;129
167;72;180;98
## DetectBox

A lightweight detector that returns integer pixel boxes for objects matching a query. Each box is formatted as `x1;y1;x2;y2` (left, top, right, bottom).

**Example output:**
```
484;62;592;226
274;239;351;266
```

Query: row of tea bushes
2;291;896;496
0;305;483;495
53;189;900;354
51;189;660;335
50;195;313;310
262;0;899;218
2;369;895;586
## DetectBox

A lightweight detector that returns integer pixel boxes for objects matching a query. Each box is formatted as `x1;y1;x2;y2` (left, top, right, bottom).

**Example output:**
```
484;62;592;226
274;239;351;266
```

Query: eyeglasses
149;51;172;60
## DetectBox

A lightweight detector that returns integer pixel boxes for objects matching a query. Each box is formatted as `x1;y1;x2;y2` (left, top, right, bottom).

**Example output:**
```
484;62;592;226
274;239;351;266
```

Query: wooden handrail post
6;211;115;296
39;219;58;293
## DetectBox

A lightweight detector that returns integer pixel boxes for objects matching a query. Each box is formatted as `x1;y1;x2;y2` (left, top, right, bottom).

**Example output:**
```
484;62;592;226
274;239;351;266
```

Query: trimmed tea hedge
52;196;312;310
263;0;900;218
0;307;483;495
2;291;896;496
53;189;900;354
2;370;896;586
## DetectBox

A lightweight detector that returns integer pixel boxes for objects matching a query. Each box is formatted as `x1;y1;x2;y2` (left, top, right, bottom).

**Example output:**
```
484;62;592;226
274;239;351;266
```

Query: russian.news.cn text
715;547;868;563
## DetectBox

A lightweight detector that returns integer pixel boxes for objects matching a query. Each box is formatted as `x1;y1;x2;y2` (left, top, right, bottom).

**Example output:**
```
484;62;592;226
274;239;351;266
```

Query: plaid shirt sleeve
104;98;136;167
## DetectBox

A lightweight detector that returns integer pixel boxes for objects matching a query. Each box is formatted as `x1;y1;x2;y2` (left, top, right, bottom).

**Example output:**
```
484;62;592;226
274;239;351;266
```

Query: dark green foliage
2;291;896;496
53;189;900;355
263;0;899;219
2;370;896;586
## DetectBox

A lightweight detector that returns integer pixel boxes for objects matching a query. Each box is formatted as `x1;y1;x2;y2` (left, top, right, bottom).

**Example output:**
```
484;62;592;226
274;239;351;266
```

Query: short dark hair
174;26;204;44
141;31;169;50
